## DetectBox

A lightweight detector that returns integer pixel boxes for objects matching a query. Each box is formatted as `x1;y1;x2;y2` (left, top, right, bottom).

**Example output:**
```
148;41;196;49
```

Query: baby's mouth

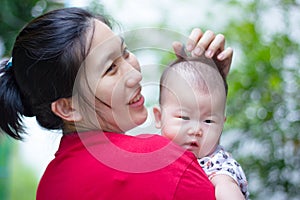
190;141;199;147
183;141;200;151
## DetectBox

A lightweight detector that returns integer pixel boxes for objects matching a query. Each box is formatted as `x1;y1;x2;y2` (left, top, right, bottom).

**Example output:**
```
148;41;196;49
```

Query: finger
217;47;233;61
218;47;233;76
186;28;203;52
192;30;215;56
172;41;187;58
205;33;225;58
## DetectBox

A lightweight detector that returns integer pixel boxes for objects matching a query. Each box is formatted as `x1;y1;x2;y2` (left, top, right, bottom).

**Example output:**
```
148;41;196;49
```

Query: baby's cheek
161;126;178;141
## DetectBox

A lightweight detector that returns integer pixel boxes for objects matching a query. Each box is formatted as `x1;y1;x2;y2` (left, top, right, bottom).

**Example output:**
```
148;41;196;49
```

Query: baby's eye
179;116;190;120
204;119;213;124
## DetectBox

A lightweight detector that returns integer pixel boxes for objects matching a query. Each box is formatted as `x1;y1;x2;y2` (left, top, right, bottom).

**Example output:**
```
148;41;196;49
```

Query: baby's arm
211;174;245;200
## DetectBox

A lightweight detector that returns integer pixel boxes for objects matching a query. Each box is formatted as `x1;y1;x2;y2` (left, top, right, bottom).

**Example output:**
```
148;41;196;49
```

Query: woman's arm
211;174;245;200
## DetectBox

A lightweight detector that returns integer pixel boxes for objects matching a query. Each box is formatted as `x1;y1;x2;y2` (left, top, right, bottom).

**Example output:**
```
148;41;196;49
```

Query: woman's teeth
129;94;141;104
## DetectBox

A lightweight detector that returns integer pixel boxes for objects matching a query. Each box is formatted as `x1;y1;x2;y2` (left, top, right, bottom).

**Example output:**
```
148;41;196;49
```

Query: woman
0;7;232;199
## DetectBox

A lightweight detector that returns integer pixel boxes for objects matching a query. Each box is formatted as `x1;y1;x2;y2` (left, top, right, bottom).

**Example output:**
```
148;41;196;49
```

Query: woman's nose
125;67;142;88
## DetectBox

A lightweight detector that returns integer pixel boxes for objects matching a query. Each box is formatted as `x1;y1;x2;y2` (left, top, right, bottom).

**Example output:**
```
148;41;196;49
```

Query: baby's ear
152;106;162;129
51;97;82;122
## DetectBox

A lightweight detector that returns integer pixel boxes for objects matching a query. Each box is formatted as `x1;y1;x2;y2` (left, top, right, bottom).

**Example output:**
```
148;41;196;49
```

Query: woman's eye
105;63;117;75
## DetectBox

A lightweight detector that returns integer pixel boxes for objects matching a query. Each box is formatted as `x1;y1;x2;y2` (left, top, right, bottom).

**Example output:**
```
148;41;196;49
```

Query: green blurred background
0;0;299;199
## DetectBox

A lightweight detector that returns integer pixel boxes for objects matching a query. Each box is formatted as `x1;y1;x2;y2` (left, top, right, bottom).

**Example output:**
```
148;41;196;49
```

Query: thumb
172;41;187;58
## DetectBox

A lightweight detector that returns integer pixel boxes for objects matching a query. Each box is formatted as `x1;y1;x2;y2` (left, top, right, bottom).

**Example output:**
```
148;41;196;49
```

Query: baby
153;57;249;199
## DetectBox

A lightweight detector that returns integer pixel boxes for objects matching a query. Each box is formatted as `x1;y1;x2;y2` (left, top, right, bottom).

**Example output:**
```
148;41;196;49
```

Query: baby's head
159;56;227;105
153;56;228;158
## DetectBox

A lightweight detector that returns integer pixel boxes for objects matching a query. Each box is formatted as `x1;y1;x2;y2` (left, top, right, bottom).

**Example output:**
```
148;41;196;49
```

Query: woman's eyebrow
120;36;125;48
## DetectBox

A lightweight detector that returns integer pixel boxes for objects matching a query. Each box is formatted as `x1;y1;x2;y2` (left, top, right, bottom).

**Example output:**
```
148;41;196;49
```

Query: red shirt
37;131;215;200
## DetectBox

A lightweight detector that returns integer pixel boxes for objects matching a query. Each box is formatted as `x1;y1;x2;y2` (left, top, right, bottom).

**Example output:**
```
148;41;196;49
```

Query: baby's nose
187;125;203;137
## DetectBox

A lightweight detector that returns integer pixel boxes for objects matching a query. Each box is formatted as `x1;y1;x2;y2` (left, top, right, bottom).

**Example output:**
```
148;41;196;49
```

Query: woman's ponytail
0;8;113;138
0;59;25;140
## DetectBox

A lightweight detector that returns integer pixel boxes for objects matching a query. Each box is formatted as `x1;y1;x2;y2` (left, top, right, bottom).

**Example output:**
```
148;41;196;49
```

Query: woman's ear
153;106;162;129
51;98;82;122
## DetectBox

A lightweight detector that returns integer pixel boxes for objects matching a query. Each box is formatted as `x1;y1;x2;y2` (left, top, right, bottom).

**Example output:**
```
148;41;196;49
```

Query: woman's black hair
0;7;111;140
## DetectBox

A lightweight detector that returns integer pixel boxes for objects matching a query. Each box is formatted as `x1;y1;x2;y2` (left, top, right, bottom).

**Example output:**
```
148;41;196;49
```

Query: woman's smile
129;93;144;107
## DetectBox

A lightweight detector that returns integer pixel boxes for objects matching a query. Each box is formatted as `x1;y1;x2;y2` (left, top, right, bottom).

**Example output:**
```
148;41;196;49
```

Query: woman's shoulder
110;132;184;153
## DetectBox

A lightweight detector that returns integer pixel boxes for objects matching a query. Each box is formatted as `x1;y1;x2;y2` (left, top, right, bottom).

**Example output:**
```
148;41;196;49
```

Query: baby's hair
159;56;228;104
0;8;112;140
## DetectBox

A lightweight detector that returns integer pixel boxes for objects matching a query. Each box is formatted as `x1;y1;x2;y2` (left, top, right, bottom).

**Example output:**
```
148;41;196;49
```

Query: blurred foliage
1;0;299;199
0;138;11;199
0;0;63;56
154;0;300;199
9;143;38;200
0;0;63;199
0;137;38;200
87;0;116;25
221;0;300;199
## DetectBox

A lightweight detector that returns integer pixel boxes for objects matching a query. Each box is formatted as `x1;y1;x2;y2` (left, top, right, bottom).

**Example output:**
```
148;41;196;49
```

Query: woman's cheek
128;53;141;72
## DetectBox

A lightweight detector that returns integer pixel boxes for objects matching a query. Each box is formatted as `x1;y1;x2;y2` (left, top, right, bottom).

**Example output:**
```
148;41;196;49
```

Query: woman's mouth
129;93;141;104
129;93;144;108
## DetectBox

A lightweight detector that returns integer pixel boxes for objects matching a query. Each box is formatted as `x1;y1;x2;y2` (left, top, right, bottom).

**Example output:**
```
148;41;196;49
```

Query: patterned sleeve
198;145;250;199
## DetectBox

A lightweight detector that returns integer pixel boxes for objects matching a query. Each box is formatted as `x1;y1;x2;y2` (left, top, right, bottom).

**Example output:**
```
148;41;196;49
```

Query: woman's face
77;19;147;133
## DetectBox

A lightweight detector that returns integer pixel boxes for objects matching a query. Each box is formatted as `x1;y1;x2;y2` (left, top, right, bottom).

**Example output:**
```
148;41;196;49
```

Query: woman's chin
137;106;148;123
127;106;148;129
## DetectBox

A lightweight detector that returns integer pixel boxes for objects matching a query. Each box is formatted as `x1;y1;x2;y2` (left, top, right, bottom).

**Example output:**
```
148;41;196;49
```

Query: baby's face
153;70;226;158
